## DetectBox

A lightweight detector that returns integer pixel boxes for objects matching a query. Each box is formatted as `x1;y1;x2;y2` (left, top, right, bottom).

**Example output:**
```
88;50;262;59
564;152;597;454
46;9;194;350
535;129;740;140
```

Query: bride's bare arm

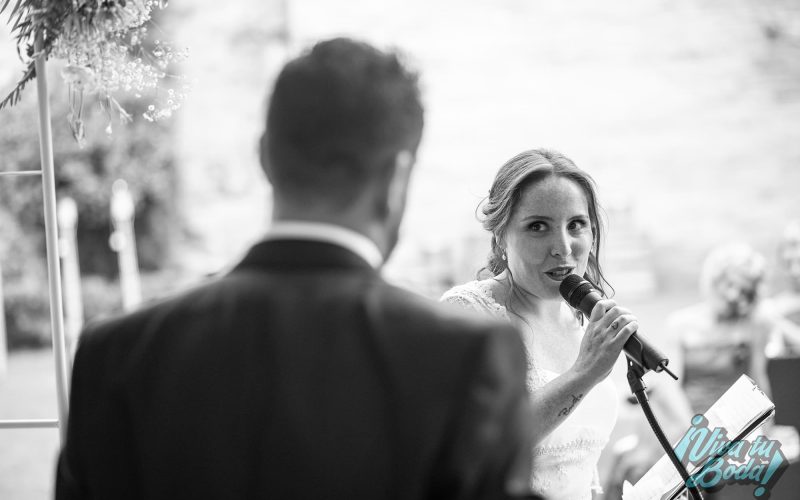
526;299;637;446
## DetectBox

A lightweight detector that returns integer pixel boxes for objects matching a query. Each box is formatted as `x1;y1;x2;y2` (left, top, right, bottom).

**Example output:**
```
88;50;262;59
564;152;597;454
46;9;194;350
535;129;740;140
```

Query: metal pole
34;28;71;444
0;419;60;429
0;170;43;177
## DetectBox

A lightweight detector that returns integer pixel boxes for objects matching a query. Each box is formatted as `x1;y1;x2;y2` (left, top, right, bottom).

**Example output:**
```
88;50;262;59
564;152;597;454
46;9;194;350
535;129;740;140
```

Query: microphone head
559;274;598;313
559;274;586;303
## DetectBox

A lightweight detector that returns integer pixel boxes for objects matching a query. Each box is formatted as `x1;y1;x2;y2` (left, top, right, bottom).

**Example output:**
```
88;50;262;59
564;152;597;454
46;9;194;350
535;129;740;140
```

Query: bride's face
501;176;593;301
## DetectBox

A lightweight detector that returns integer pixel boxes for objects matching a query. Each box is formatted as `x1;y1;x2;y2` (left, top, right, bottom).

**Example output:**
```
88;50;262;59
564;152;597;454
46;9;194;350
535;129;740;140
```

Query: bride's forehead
515;176;589;213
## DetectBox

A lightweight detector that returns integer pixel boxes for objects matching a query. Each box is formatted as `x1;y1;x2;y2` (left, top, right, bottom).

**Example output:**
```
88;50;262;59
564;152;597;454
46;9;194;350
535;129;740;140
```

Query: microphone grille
559;274;599;309
559;274;585;299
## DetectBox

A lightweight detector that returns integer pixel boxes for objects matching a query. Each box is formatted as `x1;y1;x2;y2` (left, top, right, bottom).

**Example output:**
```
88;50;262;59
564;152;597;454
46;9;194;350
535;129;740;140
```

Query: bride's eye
568;218;589;231
529;221;547;232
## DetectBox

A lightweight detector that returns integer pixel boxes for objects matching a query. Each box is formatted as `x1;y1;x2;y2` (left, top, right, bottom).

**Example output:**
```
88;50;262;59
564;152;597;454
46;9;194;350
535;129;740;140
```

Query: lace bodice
441;279;618;500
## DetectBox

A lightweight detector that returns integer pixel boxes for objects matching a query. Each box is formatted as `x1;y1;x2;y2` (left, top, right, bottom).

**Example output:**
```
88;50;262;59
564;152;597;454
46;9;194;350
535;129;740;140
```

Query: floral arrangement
1;0;189;145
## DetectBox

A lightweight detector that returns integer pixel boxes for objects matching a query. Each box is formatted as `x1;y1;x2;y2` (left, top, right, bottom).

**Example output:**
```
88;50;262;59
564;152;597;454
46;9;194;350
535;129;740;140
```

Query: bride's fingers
606;313;635;332
595;305;632;332
589;299;615;324
612;320;639;344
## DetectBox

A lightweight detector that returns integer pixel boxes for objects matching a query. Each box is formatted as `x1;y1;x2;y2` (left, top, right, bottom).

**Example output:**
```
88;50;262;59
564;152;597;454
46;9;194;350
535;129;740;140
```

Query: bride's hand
573;299;639;382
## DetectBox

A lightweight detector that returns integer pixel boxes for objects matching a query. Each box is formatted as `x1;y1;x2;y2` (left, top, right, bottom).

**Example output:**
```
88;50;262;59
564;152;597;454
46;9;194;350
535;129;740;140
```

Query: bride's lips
544;266;575;281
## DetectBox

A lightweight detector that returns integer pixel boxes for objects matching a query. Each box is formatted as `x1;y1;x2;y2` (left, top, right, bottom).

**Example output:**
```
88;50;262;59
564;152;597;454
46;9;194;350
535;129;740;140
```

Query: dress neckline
473;279;510;316
473;279;584;366
440;279;619;498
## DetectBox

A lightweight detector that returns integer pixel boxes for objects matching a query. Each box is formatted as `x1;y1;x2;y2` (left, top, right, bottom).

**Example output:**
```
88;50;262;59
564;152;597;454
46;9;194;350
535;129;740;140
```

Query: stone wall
288;0;800;295
3;0;799;295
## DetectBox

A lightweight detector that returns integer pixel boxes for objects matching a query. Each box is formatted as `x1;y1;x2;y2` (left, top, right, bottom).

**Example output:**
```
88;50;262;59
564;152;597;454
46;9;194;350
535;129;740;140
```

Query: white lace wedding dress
441;279;617;500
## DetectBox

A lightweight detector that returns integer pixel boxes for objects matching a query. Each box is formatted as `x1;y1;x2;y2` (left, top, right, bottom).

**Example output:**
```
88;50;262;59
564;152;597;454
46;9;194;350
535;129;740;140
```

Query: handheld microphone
559;274;677;379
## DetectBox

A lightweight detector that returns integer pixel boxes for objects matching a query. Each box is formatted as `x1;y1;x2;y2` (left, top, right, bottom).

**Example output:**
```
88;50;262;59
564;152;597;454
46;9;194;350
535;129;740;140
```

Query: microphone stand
626;359;704;500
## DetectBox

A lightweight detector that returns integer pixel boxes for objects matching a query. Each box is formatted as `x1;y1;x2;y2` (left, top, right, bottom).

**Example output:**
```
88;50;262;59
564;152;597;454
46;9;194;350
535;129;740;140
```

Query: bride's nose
550;228;572;257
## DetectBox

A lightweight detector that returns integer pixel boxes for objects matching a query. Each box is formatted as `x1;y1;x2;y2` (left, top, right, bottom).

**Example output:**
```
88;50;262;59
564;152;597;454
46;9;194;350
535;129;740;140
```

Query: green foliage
1;75;180;269
2;277;52;349
0;72;180;349
0;209;50;348
0;0;76;109
0;0;162;111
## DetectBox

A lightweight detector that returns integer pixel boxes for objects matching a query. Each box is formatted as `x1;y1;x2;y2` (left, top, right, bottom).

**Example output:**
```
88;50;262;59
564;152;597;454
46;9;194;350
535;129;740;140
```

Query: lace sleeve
440;281;509;321
441;290;484;313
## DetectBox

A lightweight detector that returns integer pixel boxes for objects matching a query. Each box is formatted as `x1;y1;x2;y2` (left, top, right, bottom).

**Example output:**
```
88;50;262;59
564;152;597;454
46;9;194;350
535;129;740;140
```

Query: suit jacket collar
232;239;378;273
264;221;384;269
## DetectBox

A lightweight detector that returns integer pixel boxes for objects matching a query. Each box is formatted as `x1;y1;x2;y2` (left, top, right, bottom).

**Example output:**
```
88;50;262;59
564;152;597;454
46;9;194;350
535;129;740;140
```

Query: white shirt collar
263;220;384;269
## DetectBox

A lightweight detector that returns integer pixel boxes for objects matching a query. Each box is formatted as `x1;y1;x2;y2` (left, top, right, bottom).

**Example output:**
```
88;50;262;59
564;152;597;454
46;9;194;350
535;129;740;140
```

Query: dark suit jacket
55;239;535;500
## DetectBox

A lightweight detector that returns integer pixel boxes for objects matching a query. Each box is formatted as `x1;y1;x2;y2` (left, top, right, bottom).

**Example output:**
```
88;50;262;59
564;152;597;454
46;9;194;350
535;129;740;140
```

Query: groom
56;38;535;499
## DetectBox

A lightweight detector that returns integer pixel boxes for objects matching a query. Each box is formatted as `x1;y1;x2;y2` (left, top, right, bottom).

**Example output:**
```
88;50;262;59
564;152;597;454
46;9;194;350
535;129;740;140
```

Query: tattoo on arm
558;393;584;417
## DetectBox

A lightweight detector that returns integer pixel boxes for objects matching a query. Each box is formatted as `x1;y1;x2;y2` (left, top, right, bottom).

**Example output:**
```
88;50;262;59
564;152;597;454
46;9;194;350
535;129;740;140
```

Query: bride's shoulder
440;278;506;316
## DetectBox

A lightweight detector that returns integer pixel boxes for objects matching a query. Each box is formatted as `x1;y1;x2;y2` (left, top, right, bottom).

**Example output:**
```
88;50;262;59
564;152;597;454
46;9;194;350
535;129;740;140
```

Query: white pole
58;196;83;357
110;179;142;311
34;28;71;444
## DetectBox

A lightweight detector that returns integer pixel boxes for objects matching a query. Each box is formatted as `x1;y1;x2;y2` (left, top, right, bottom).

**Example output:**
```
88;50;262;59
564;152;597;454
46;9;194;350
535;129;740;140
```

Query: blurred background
1;0;799;498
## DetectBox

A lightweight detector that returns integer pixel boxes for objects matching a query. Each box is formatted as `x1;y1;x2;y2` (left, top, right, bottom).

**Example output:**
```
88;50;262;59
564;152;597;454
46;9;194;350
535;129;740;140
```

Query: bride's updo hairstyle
478;148;611;298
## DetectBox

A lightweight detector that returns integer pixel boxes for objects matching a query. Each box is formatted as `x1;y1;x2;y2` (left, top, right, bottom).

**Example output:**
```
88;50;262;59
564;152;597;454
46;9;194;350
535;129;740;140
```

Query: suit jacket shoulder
58;240;532;500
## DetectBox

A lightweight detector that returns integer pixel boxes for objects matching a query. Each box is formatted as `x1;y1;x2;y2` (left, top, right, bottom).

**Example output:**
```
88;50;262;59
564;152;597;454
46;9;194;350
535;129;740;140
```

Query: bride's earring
501;251;507;261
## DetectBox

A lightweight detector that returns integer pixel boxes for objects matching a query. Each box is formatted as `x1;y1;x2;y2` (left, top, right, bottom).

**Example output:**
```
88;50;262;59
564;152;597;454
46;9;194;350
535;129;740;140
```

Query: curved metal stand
627;360;703;500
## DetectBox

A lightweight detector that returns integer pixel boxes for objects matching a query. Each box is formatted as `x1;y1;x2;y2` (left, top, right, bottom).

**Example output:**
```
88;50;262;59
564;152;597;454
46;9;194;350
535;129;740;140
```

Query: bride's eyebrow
519;215;553;222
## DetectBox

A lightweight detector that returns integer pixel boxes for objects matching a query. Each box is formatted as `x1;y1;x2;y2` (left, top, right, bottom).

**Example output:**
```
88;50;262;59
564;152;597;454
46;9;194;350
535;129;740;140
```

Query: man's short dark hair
264;38;424;205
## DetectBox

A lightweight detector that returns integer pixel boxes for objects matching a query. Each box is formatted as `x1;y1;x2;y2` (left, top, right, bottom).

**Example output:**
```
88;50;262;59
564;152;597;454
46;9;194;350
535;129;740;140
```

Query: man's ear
259;132;274;183
385;150;414;216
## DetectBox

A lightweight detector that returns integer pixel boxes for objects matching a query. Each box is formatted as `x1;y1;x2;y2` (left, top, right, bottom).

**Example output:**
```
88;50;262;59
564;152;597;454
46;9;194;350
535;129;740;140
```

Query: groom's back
57;239;530;500
56;38;533;500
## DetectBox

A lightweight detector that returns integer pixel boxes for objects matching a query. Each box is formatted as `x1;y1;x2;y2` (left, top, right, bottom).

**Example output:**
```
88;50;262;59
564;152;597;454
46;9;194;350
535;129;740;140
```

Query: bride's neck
493;271;563;322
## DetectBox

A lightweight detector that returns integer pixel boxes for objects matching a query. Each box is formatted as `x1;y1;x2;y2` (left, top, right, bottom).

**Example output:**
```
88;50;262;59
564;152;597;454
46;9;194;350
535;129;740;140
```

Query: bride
442;148;637;500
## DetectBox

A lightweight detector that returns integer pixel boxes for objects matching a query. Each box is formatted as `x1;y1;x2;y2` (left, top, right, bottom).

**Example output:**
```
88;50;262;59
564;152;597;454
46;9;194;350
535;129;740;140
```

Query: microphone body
559;275;670;374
